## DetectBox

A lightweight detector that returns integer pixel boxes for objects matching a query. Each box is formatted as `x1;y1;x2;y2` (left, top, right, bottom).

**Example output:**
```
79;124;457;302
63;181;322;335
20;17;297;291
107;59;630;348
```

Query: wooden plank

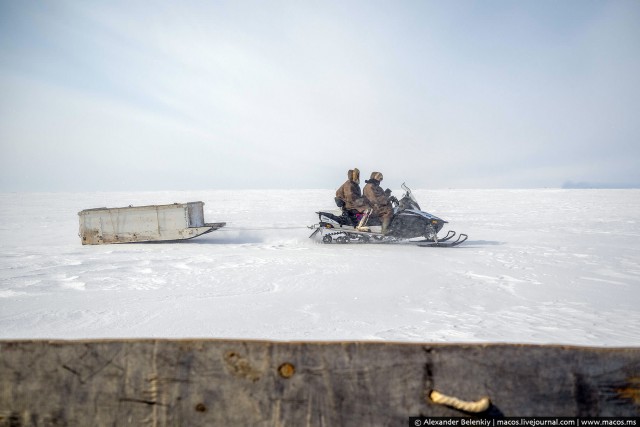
1;340;638;425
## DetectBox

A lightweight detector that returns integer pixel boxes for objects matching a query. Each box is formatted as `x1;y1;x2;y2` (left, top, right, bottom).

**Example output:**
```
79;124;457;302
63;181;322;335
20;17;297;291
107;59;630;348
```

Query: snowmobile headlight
431;220;438;224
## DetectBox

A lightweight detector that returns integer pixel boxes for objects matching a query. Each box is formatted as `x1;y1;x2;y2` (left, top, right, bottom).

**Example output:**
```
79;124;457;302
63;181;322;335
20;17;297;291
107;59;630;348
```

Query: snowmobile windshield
401;183;416;203
401;183;420;209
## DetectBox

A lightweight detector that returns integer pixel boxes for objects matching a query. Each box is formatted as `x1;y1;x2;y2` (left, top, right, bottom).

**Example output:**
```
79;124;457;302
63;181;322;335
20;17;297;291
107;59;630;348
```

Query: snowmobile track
314;228;466;246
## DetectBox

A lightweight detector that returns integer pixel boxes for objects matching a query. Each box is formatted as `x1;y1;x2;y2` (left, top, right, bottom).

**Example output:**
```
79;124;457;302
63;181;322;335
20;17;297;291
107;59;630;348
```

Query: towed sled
308;184;467;247
78;201;225;245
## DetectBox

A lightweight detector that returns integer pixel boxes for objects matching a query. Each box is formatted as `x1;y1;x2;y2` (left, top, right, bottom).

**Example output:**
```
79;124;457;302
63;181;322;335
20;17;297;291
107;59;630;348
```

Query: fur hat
351;168;360;184
369;171;383;181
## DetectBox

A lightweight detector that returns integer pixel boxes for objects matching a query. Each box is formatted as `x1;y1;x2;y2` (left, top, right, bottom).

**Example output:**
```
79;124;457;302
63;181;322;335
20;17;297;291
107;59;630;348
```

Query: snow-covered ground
0;189;639;346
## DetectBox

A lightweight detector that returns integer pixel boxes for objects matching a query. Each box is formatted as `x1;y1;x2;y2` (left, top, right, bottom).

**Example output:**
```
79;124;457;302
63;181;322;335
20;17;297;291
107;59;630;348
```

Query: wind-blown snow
1;189;639;346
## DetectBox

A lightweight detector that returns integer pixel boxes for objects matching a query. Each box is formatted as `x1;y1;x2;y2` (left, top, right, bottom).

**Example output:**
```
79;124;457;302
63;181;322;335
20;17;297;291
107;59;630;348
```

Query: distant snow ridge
562;180;638;189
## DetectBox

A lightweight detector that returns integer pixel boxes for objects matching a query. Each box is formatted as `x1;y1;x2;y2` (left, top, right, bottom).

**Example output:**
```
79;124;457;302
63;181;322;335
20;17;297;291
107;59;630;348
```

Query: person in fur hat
335;168;368;215
363;171;393;234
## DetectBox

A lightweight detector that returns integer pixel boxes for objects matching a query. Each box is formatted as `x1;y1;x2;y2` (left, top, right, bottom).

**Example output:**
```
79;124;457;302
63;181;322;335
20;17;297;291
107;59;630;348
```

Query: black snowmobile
308;183;467;247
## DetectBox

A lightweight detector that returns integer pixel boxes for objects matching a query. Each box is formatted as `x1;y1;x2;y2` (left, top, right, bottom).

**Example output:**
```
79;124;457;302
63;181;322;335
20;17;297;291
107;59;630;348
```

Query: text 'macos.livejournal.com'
409;418;639;427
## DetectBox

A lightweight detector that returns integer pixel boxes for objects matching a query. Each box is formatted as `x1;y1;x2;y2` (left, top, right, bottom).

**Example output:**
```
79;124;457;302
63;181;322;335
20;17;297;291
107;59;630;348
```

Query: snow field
0;189;639;345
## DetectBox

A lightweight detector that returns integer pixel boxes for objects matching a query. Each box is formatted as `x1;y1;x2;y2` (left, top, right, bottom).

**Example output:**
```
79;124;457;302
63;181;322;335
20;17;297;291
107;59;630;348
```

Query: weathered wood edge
2;337;638;349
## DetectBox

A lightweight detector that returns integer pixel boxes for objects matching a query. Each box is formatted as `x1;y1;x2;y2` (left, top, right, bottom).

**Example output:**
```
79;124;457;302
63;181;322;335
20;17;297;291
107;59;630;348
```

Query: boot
381;216;391;235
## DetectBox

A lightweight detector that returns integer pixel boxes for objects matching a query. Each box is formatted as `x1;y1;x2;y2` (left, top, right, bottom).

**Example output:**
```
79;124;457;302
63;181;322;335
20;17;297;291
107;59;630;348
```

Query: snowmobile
308;183;467;247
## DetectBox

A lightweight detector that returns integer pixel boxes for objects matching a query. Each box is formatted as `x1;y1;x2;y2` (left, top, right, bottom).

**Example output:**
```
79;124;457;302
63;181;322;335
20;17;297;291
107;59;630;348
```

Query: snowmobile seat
317;210;359;227
343;209;361;227
328;197;360;226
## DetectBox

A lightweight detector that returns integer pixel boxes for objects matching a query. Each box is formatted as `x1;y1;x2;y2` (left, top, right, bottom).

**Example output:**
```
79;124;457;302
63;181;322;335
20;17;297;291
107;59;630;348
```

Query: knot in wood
278;362;295;379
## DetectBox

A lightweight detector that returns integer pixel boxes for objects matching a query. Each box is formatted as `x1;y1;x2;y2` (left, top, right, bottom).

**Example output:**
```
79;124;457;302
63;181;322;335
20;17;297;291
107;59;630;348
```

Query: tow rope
218;226;310;231
428;390;491;413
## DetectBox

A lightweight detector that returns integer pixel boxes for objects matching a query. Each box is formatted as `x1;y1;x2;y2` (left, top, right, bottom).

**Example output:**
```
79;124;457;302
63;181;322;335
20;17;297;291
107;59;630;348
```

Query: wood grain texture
1;340;638;425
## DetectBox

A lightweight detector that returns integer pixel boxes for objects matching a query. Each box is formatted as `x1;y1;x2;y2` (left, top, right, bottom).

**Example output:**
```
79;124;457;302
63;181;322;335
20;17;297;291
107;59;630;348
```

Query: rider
335;168;368;225
363;171;393;234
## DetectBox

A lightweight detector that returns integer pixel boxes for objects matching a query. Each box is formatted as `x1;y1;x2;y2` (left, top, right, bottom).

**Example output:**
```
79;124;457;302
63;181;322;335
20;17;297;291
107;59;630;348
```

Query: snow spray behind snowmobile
308;183;467;247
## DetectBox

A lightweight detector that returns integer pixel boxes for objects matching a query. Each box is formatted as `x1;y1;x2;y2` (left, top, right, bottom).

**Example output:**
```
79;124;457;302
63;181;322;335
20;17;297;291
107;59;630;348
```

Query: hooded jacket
363;171;390;209
335;169;367;212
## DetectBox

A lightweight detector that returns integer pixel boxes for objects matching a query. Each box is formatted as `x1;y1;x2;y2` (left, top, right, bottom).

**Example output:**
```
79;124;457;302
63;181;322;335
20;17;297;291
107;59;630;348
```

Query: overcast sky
1;0;639;191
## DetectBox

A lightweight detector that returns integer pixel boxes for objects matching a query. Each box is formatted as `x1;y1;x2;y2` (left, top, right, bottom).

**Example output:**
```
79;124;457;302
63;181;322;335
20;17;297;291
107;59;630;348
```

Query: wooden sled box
78;201;225;245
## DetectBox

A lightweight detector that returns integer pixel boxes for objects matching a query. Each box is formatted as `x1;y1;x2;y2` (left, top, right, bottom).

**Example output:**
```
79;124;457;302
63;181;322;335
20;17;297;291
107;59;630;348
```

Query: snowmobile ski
418;234;468;247
413;230;457;243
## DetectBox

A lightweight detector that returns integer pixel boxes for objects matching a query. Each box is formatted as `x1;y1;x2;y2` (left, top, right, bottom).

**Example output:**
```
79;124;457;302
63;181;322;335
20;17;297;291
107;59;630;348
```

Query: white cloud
1;1;638;190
